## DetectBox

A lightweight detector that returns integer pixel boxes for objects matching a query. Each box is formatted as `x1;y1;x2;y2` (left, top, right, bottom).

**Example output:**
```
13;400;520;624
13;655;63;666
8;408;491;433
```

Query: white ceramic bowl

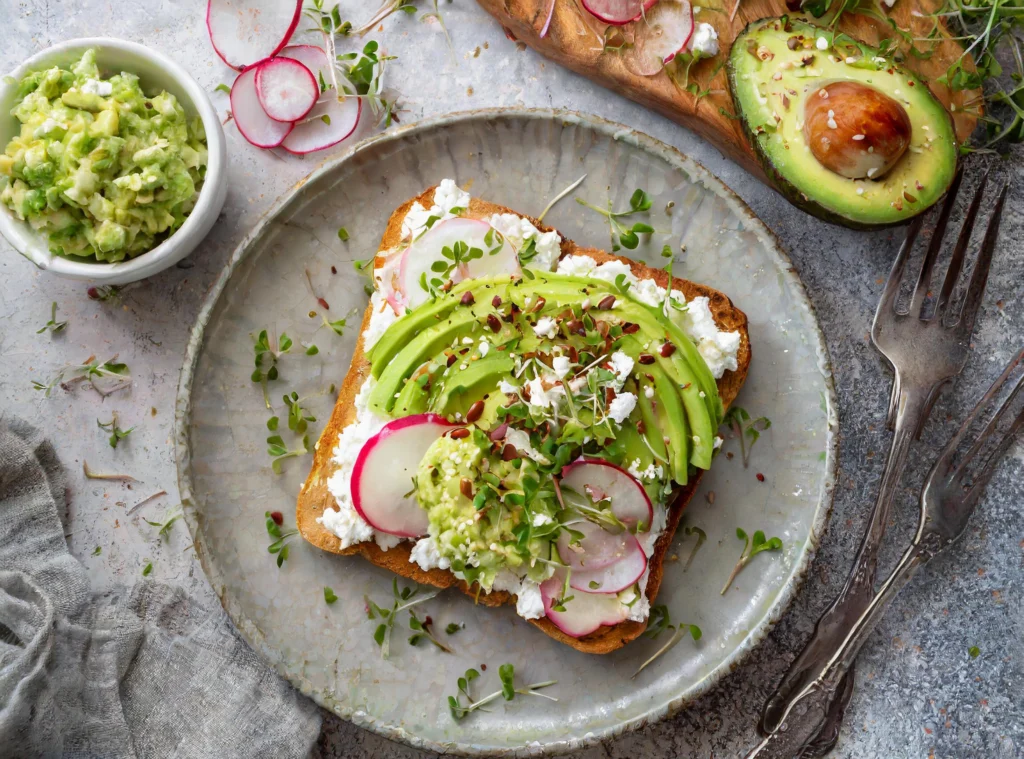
0;38;228;284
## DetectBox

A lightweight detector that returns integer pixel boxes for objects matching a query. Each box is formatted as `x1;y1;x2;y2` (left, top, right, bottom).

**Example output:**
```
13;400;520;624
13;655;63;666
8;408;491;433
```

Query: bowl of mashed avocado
0;38;227;283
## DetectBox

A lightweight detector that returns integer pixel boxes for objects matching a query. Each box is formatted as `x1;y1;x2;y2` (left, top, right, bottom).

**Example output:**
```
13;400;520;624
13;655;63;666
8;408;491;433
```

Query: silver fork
746;346;1024;758
760;171;1009;747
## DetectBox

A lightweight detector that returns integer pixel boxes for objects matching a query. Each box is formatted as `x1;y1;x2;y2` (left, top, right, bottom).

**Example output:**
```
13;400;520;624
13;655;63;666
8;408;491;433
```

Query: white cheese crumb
816;37;829;50
688;22;719;58
608;392;637;424
552;355;571;379
533;316;559;340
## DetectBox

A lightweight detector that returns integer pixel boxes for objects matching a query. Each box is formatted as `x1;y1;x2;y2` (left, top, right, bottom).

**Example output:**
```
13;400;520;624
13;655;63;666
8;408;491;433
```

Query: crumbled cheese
488;213;563;271
609;351;634;386
499;379;519;395
434;178;470;213
504;427;550;465
816;37;829;50
532;513;554;527
533;316;559;339
714;436;724;450
399;179;470;241
608;392;637;424
410;535;451;571
525;377;556;409
552;355;571;379
81;78;113;96
515;580;545;620
688;22;719;58
628;459;664;482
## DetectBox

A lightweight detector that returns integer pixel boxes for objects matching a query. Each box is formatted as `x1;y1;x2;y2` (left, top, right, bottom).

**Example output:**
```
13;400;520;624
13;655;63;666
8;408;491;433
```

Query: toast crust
297;188;751;654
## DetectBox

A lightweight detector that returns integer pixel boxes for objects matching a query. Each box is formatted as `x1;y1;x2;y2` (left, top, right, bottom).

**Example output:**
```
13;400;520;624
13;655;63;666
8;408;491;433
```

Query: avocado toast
297;181;750;654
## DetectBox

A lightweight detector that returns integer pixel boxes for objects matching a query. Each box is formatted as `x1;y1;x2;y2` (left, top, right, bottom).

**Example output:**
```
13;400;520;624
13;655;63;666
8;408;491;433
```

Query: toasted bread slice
297;188;751;654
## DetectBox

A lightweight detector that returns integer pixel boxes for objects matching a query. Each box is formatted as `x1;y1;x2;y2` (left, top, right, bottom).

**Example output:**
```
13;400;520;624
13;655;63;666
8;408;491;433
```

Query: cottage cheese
688;22;720;58
555;255;741;378
410;535;451;572
552;355;571;379
81;78;113;96
608;392;637;424
533;316;559;339
515;580;546;620
488;213;562;271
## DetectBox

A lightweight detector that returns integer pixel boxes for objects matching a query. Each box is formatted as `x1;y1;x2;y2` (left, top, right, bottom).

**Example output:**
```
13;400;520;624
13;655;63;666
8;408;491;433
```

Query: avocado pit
803;81;912;180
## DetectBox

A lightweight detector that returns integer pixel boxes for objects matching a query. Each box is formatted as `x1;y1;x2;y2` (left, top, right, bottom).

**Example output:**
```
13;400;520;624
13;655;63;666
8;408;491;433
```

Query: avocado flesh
392;363;433;416
728;18;957;227
430;351;515;415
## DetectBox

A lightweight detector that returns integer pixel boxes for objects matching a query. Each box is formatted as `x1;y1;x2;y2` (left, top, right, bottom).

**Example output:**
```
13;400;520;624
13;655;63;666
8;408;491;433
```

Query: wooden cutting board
476;0;977;182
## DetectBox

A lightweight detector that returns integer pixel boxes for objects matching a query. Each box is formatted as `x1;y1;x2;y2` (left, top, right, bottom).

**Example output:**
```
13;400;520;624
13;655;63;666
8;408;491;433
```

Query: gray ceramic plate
175;108;837;756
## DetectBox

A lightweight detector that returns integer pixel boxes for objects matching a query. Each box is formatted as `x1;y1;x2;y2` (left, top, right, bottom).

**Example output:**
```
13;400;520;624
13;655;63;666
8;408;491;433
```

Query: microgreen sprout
633;606;702;678
365;579;441;659
324;586;339;604
92;546;102;556
282;392;317;433
143;508;182;542
97;411;135;449
214;83;231;94
303;0;350;97
266;433;311;474
33;355;131;398
408;610;454;652
252;330;292;408
86;284;123;302
265;510;299;568
37;302;67;335
721;528;783;595
340;41;401;127
142;561;153;577
320;312;347;336
969;645;981;658
722;406;771;467
445;622;464;635
337;226;350;241
82;462;138;482
537;173;588;223
576;188;654;251
448;664;557;720
682;524;707;571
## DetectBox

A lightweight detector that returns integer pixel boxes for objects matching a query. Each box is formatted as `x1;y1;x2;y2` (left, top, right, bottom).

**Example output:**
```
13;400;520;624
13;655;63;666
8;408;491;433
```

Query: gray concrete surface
1;2;1022;758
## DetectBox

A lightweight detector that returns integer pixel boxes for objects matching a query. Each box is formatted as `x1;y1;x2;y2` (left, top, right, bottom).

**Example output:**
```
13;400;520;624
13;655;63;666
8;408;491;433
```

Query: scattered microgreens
282;392;317;434
265;511;299;567
350;0;417;35
82;461;138;482
365;579;440;659
304;343;319;356
97;412;135;449
142;561;153;576
86;284;122;302
324;586;339;604
252;330;292;408
445;622;464;635
92;546;102;556
266;433;311;474
143;508;182;542
408;609;454;652
682;525;707;571
575;188;654;251
214;83;231;94
303;0;350;97
37;302;67;334
969;646;981;658
33;355;131;398
267;416;279;431
722;406;771;467
537;173;587;223
448;664;557;720
337;226;350;241
633;607;702;678
419;239;493;297
340;41;401;127
320;312;347;336
721;528;783;595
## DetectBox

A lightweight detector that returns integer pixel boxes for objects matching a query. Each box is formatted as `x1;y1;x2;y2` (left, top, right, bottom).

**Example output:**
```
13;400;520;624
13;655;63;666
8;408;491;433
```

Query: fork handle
761;379;933;733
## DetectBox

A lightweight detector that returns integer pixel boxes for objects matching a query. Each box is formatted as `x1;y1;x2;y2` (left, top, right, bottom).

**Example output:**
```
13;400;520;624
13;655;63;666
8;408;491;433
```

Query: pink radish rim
255;57;319;123
230;63;293;149
581;0;659;26
560;456;654;528
206;0;303;72
350;413;460;537
568;533;648;593
540;576;625;637
281;94;362;156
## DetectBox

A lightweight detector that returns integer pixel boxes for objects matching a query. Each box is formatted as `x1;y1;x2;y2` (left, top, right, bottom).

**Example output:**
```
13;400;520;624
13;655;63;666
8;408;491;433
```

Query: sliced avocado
636;375;669;464
728;17;958;228
431;351;515;415
60;90;105;113
392;362;439;416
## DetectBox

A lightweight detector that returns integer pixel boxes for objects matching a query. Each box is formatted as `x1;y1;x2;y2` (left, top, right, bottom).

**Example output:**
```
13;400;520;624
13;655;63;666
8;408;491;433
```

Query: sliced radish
280;88;361;155
230;66;292;149
255;57;319;123
622;0;694;76
375;248;407;314
351;414;458;537
541;575;628;637
207;0;302;71
460;231;522;281
398;218;494;310
560;458;654;531
278;44;330;81
581;0;659;25
569;534;647;593
557;520;634;572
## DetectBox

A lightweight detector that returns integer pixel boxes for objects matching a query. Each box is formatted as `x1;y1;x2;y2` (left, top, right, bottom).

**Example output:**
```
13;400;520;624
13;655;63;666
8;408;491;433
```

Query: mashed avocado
0;48;207;262
415;434;559;591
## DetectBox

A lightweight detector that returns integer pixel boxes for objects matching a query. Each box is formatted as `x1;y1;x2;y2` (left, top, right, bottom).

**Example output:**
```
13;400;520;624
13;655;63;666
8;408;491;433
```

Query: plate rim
174;106;839;756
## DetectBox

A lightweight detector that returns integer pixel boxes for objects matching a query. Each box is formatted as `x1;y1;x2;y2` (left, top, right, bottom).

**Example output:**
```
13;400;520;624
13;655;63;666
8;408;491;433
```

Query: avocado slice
431;351;515;415
728;17;958;228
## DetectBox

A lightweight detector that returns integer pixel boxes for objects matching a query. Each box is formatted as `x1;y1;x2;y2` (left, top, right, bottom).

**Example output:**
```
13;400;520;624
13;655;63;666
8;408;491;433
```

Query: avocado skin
727;16;959;230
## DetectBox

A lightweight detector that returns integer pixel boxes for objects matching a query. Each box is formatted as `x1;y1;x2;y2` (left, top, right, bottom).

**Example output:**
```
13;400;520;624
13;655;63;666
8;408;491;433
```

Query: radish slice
279;44;331;84
541;575;628;637
557;520;634;572
460;232;521;281
399;218;495;310
569;534;647;593
255;57;319;122
207;0;302;71
230;66;292;149
581;0;659;25
375;249;406;314
622;0;694;76
560;458;654;531
351;414;458;537
280;89;361;155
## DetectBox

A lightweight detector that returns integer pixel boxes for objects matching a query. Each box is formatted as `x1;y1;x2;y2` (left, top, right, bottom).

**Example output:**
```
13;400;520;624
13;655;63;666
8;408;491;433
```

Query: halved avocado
728;17;958;228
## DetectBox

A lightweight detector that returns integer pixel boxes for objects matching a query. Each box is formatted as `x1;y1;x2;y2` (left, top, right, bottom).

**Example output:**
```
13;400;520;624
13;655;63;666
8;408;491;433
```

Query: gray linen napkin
0;419;322;758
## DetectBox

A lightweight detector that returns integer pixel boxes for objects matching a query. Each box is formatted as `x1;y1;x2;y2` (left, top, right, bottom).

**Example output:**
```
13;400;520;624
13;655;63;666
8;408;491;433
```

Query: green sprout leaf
37;302;68;335
324;586;338;604
721;527;783;595
97;412;135;449
722;406;771;467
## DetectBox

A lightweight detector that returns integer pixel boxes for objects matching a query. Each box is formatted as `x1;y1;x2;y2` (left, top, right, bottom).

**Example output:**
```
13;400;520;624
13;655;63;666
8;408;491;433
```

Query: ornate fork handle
761;378;933;733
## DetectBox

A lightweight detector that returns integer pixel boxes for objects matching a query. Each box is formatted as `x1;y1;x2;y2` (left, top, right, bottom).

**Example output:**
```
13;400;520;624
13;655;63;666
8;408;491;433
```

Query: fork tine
915;379;950;439
964;402;1024;508
910;167;964;320
954;347;1024;473
875;215;922;322
936;172;989;317
955;182;1008;334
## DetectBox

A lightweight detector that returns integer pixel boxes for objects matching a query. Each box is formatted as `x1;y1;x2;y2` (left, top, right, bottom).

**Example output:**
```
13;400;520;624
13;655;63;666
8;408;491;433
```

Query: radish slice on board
351;414;458;537
556;520;634;572
279;44;330;83
207;0;302;71
255;57;319;122
541;575;629;637
560;458;654;530
569;534;647;593
581;0;659;25
230;66;292;149
398;218;495;310
280;89;361;155
622;0;694;77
